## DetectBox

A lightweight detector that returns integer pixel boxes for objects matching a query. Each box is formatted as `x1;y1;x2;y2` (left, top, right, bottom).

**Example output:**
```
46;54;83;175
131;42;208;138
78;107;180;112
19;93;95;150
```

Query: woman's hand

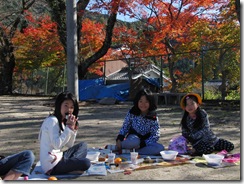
66;114;78;131
116;140;122;150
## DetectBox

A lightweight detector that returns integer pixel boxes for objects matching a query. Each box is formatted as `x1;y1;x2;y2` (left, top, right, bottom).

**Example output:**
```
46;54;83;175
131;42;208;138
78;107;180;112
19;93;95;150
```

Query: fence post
63;65;66;92
160;56;163;91
45;67;49;95
201;49;204;100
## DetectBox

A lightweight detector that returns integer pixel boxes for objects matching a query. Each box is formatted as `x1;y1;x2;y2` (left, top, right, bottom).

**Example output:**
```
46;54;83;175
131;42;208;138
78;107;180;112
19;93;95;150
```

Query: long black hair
180;95;203;130
53;91;79;131
130;88;157;118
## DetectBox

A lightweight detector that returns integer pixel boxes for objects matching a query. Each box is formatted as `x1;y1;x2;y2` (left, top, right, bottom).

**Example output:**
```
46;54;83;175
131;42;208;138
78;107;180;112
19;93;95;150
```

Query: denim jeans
0;150;35;176
121;134;165;155
50;142;91;175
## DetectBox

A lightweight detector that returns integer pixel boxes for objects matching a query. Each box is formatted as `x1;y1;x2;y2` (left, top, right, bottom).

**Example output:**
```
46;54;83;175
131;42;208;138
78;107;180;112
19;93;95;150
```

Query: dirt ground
0;95;241;181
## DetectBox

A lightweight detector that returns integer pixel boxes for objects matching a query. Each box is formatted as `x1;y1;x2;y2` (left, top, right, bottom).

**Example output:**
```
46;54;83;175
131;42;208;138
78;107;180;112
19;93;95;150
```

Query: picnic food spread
27;148;240;180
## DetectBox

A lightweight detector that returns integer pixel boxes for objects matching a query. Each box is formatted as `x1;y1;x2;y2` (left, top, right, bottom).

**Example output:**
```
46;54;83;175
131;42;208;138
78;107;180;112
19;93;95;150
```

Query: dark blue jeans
50;142;91;175
0;150;35;176
121;134;165;155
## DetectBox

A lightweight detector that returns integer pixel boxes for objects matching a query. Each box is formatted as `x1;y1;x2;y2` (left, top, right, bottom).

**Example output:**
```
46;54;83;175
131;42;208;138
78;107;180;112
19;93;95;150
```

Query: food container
99;149;111;157
203;154;225;166
160;150;178;161
86;151;100;162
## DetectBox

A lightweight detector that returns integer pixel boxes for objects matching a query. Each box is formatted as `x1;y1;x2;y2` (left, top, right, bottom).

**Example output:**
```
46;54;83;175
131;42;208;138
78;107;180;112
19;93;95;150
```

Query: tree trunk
47;0;118;80
78;3;118;79
164;37;178;93
219;70;228;101
168;57;177;93
0;46;15;94
0;0;35;95
235;0;240;23
218;49;228;101
0;27;16;94
46;0;67;52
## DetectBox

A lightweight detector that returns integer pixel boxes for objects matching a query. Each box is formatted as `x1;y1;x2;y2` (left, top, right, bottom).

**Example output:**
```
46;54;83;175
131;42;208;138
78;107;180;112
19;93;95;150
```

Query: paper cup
130;152;138;164
108;153;116;164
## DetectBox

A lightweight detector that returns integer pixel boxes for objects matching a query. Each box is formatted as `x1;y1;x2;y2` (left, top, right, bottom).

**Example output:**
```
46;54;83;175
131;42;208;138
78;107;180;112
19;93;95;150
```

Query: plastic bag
168;135;188;154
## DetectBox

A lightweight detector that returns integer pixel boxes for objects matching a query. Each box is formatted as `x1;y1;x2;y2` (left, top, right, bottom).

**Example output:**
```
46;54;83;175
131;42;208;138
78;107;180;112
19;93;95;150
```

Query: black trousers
193;138;234;155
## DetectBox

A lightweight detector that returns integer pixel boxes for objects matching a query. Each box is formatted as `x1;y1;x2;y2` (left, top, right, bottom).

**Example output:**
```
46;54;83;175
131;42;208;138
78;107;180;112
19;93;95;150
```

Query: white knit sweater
38;115;77;174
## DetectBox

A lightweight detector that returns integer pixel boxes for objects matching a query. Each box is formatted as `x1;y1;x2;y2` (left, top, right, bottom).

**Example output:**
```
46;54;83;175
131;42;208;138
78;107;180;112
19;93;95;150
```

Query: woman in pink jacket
39;91;90;175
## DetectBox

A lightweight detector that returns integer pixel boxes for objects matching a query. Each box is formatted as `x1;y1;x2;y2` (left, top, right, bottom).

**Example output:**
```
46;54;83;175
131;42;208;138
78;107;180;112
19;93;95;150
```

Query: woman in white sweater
38;91;91;175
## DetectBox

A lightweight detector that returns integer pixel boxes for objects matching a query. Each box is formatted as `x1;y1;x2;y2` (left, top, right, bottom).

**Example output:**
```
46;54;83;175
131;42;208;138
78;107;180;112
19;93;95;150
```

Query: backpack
168;135;188;154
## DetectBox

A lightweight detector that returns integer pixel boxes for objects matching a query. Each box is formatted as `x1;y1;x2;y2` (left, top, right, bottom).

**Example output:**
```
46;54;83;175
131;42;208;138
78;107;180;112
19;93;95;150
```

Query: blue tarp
96;82;130;101
79;78;104;89
79;79;129;101
78;78;159;102
144;78;160;88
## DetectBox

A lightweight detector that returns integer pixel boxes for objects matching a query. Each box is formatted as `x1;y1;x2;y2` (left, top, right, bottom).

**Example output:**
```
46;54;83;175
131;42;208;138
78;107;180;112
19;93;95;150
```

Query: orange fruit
114;157;122;165
48;176;58;180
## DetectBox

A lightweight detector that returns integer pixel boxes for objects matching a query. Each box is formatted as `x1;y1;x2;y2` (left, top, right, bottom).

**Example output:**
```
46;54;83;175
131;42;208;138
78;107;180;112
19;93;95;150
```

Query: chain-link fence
12;48;240;100
12;65;67;96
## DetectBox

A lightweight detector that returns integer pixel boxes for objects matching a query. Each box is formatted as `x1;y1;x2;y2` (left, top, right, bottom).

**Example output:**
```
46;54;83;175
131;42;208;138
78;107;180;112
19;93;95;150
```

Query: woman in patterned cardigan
115;88;165;155
180;93;234;156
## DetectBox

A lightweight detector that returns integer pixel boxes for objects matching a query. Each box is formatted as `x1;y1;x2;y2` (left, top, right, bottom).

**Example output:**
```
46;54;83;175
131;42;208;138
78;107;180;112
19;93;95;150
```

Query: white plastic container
160;150;178;161
203;154;224;166
86;151;100;162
